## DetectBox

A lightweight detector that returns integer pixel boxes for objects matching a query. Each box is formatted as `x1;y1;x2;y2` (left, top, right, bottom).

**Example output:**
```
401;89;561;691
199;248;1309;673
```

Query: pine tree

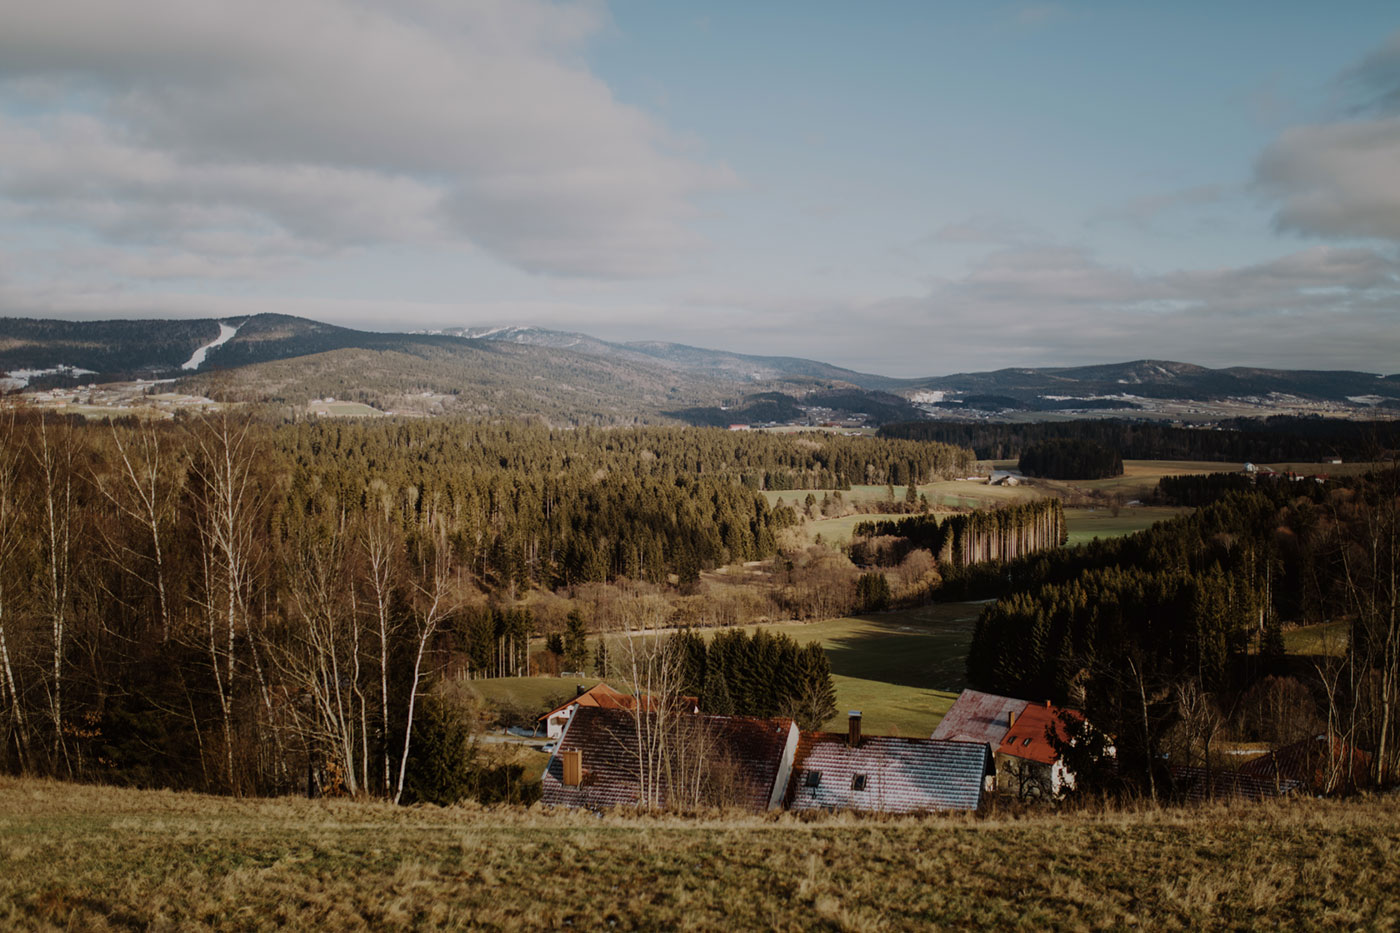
700;665;735;715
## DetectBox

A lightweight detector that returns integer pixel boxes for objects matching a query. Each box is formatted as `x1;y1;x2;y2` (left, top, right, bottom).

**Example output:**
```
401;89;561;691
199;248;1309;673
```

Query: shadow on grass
820;605;980;691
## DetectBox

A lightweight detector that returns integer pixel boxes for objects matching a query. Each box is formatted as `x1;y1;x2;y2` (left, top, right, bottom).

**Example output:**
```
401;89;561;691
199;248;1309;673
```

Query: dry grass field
2;776;1398;931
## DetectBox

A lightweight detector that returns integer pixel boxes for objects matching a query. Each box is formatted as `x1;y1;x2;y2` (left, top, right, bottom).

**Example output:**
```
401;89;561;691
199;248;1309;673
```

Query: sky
1;1;1398;377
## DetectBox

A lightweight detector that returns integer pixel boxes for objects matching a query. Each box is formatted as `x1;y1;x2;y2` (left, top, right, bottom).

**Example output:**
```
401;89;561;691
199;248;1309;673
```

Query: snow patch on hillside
182;322;240;371
0;364;97;391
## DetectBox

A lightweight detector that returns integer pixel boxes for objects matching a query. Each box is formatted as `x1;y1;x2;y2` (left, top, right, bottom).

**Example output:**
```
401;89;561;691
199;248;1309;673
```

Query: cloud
1255;31;1400;243
673;243;1400;376
0;0;732;279
927;215;1040;246
1341;31;1400;115
1092;184;1229;230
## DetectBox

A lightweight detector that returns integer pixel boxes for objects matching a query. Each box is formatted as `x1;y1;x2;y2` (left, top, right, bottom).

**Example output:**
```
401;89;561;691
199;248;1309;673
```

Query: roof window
1022;737;1032;747
804;770;822;788
851;774;868;792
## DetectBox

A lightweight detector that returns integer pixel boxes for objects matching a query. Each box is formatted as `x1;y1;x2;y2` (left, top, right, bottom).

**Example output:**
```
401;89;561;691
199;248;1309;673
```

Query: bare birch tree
275;511;366;797
392;525;459;805
188;414;261;792
94;422;180;642
362;509;400;797
32;416;78;774
0;413;31;770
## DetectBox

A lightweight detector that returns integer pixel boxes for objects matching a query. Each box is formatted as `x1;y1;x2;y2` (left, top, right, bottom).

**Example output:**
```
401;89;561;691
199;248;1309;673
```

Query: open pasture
1062;506;1190;545
3;776;1398;931
473;602;983;739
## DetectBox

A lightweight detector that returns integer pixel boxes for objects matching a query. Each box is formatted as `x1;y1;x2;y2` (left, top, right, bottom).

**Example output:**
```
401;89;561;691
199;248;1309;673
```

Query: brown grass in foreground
1;776;1398;931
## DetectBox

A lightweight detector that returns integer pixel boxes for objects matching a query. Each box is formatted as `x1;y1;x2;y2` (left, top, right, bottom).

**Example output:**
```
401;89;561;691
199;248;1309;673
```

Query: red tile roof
787;732;990;814
540;706;797;812
997;703;1079;765
539;682;696;722
931;689;1030;748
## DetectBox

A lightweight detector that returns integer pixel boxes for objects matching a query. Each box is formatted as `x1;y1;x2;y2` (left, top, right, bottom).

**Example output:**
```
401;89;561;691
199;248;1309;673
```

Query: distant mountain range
1;314;1396;423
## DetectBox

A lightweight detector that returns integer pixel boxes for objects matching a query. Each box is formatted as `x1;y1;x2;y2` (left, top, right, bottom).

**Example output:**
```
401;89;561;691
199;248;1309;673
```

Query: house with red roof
538;682;698;739
995;701;1084;798
787;712;992;814
934;688;1102;799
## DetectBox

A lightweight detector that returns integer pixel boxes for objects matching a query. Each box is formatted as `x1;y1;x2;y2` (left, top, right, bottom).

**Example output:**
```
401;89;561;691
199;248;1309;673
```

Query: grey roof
787;733;991;814
540;706;796;812
1170;766;1303;802
931;688;1030;748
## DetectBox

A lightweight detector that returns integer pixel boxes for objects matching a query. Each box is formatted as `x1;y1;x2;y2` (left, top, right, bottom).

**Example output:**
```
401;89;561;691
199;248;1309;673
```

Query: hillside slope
1;776;1396;930
913;359;1399;405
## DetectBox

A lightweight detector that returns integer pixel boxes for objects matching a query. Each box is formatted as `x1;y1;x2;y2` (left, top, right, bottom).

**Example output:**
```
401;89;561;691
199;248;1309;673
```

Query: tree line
668;628;836;730
964;471;1400;792
1018;438;1122;480
0;412;969;796
852;500;1066;569
879;417;1400;463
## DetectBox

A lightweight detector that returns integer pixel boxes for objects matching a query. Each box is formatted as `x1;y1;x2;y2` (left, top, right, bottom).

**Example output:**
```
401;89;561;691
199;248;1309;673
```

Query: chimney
1008;710;1017;729
848;711;862;748
1045;700;1051;709
562;749;582;787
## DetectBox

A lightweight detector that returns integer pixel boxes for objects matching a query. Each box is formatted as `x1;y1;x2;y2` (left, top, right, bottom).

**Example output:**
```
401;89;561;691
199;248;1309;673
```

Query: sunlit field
3;776;1398;931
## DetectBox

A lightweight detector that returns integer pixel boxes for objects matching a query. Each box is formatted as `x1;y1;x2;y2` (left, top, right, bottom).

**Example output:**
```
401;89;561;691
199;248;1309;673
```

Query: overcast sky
1;1;1398;376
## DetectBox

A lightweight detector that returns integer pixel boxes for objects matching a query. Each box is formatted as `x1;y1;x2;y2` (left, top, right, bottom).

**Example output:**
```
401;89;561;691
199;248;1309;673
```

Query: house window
804;770;822;788
851;774;868;792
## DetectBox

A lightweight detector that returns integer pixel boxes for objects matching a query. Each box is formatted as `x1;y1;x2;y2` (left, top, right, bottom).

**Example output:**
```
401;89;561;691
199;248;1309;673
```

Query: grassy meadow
1062;505;1190;546
473;602;983;739
4;776;1399;931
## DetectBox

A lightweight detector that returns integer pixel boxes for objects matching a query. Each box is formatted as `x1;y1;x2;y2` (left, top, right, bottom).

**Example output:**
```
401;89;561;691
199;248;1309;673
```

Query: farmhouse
994;701;1081;799
787;712;992;814
540;706;799;812
933;689;1095;798
537;682;698;739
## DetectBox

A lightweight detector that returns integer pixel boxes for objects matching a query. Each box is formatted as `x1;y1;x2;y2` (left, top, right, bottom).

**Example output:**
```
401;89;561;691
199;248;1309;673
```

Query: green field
1283;620;1350;658
474;602;982;740
1062;505;1190;545
3;776;1398;930
309;401;384;417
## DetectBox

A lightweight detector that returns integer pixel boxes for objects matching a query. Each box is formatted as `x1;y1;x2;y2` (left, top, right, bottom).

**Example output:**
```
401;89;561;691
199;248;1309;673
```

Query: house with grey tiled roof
540;705;799;812
787;713;992;814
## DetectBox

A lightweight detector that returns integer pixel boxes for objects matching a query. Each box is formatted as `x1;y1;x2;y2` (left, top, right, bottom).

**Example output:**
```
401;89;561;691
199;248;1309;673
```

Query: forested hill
880;418;1400;462
907;359;1400;405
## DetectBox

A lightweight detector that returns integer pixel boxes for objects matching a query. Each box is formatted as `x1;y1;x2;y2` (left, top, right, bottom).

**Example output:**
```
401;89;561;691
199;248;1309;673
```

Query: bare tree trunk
1128;657;1157;804
99;423;176;642
393;530;457;805
363;514;397;797
189;414;260;794
0;416;30;769
34;418;75;775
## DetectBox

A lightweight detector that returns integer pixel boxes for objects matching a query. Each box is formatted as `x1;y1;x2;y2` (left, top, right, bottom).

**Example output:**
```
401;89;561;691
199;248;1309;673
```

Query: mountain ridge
2;314;1397;421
